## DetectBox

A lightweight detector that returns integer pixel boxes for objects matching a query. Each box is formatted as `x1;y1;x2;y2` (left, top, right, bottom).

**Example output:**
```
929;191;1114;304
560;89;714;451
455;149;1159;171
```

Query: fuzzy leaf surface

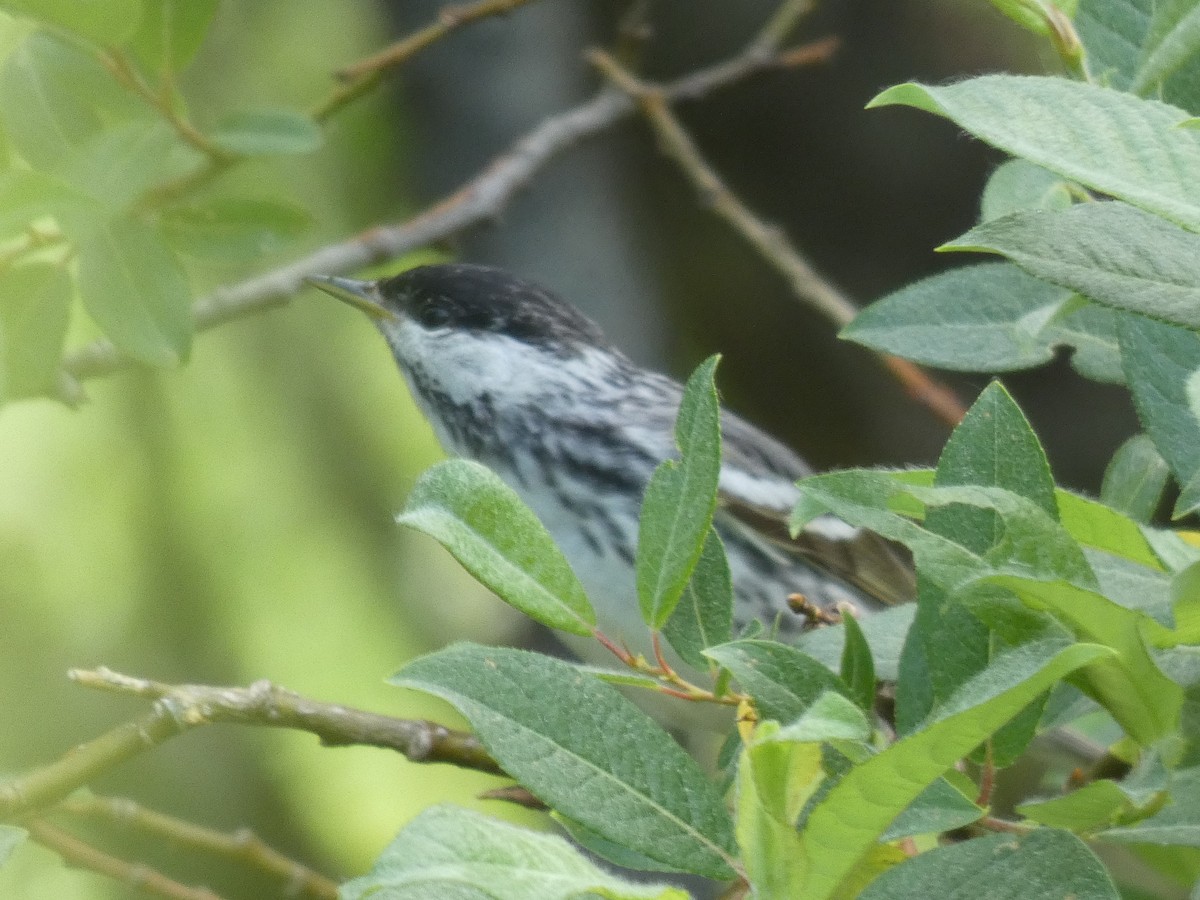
396;460;595;635
340;804;686;900
704;640;848;724
662;527;733;669
637;355;722;629
796;640;1110;899
858;828;1118;899
1119;313;1200;517
392;644;736;880
1100;434;1171;522
1098;767;1200;845
869;75;1200;230
844;263;1070;372
943;202;1200;331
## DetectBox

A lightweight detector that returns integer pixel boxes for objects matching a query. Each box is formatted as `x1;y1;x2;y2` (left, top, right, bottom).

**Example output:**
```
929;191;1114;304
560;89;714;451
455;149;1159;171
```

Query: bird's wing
717;494;916;608
717;408;915;608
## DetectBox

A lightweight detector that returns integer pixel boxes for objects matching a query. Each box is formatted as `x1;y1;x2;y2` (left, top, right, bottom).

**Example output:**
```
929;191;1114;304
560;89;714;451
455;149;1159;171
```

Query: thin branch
55;794;338;900
60;16;814;390
318;0;542;122
72;667;504;773
589;48;968;427
26;820;225;900
0;708;186;820
99;51;232;163
0;668;501;824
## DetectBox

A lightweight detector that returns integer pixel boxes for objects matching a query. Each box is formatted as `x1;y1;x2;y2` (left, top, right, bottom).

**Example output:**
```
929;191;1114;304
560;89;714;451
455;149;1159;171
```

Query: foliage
4;0;1200;899
0;0;317;396
357;4;1200;897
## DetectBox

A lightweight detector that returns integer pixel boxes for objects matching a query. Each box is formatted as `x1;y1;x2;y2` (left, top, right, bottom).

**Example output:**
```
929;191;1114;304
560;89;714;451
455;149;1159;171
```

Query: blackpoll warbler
308;264;913;666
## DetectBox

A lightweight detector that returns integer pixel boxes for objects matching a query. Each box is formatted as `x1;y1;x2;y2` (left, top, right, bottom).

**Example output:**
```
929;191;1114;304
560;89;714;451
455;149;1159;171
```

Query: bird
307;263;914;671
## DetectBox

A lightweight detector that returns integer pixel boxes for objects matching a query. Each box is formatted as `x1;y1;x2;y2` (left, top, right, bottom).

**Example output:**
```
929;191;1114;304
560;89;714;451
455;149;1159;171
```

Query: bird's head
307;263;618;409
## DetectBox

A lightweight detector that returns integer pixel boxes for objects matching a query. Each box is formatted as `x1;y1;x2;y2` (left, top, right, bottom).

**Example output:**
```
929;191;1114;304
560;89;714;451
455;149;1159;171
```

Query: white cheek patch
383;323;569;406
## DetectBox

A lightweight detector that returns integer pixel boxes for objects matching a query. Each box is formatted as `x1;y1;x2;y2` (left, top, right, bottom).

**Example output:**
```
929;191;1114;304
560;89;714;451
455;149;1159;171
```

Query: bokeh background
0;1;1140;896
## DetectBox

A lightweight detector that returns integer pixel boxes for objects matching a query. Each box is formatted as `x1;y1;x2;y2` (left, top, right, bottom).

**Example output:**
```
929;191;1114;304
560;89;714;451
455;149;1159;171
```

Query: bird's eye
416;300;453;329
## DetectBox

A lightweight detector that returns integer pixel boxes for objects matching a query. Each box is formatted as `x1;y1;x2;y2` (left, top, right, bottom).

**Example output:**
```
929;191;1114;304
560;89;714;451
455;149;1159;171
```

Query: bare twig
61;13;818;391
26;820;225;900
56;794;338;900
322;0;542;122
72;667;503;773
99;51;232;163
589;49;968;427
0;667;501;824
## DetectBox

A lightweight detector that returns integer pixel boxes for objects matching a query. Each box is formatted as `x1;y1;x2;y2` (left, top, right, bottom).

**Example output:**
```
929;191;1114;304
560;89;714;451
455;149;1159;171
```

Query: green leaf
129;0;220;73
1076;0;1150;90
662;526;732;670
396;460;595;636
1099;766;1200;845
795;473;1092;592
554;816;682;876
1045;300;1127;384
986;575;1182;742
899;384;1056;754
931;381;1058;533
0;0;144;46
0;825;25;867
0;167;92;239
0;31;107;169
736;722;821;898
161;196;312;261
869;75;1200;230
980;158;1074;222
0;262;70;400
1133;0;1200;94
392;644;736;880
72;215;191;365
637;355;722;629
60;118;180;209
340;804;686;900
1055;488;1163;568
840;613;875;712
986;0;1062;36
209;108;322;156
944;203;1200;331
879;777;984;841
1102;434;1171;522
798;640;1111;899
796;603;916;682
704;640;848;724
859;828;1119;899
1017;779;1133;830
771;691;872;744
1120;314;1200;517
1084;549;1173;626
844;263;1070;373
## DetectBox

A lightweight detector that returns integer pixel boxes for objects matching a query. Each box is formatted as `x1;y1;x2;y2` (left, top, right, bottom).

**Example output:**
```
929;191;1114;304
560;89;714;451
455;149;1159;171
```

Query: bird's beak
305;275;398;321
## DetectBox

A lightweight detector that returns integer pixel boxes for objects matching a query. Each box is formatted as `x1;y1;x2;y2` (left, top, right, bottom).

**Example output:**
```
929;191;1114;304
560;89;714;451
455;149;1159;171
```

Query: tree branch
0;667;501;824
589;48;968;427
320;0;544;122
25;820;225;900
55;794;338;900
59;7;828;391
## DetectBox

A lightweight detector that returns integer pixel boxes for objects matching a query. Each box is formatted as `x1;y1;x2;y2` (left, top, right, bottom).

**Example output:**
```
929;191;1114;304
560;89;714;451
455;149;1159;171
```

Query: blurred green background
0;1;1137;896
0;2;529;896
